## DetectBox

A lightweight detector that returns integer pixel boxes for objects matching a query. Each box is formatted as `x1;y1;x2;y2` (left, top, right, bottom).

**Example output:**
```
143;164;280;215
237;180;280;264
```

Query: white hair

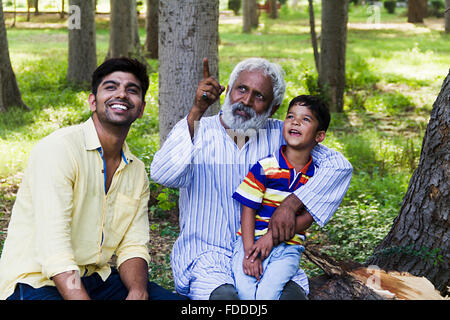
227;58;286;110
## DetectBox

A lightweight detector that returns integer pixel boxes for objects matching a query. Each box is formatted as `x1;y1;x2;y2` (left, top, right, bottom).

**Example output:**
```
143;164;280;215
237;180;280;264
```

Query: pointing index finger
202;57;210;79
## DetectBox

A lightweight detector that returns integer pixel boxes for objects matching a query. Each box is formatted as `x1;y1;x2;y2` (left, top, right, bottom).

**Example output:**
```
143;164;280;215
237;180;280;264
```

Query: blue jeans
231;237;303;300
6;268;187;300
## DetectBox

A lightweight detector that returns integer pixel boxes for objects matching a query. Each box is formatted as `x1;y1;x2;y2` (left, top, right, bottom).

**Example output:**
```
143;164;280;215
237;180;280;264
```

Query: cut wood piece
304;245;447;300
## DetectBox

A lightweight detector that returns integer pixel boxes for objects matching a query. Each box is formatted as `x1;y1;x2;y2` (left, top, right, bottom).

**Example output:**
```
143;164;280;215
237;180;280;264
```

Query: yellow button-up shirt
0;118;150;299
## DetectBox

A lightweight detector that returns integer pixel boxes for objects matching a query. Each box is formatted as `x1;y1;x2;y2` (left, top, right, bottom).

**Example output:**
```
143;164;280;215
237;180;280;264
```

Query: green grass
1;3;449;286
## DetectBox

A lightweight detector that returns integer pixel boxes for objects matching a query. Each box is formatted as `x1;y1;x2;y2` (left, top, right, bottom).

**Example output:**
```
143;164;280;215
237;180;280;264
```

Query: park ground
1;3;449;290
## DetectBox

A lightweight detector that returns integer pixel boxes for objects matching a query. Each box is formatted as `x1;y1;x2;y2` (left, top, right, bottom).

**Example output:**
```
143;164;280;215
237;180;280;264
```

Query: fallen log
304;245;447;300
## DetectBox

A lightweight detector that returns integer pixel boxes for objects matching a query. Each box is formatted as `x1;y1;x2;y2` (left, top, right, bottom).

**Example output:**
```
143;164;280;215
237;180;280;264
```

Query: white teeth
111;104;128;110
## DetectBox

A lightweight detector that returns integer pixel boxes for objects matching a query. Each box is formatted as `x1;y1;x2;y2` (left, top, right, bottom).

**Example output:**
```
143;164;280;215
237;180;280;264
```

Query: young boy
231;95;330;300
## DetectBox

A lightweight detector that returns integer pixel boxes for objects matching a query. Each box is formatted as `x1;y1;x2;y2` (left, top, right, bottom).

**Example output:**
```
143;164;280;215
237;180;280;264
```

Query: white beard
220;93;273;132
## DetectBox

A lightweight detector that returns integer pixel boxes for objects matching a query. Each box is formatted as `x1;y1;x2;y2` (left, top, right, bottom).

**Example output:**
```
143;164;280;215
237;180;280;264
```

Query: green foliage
228;0;241;15
383;1;397;14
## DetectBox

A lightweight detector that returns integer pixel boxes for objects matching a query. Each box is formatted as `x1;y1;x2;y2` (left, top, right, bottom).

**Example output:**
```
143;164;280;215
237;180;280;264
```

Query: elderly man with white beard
150;58;353;300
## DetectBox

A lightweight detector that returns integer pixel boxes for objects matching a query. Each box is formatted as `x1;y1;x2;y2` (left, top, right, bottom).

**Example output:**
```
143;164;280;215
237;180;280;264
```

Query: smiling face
283;103;326;151
88;71;146;128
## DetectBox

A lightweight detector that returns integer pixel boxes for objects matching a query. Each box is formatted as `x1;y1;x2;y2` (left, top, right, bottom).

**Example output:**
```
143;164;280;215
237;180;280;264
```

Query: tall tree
158;0;220;145
67;0;97;86
367;70;450;296
0;0;28;112
269;0;278;19
145;0;158;59
408;0;428;23
242;0;251;33
107;0;143;62
317;0;349;112
250;0;259;29
445;0;450;33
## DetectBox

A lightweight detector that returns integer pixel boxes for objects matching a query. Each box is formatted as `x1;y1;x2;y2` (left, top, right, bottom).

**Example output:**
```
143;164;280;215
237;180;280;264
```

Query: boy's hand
243;256;263;281
247;231;274;262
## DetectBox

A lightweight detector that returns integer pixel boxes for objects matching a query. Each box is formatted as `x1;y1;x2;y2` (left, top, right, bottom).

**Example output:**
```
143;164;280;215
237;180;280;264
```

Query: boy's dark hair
287;95;330;132
91;57;149;100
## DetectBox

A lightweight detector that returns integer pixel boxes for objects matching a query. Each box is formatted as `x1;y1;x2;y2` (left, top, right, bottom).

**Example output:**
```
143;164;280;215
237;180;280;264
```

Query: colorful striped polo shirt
232;145;315;245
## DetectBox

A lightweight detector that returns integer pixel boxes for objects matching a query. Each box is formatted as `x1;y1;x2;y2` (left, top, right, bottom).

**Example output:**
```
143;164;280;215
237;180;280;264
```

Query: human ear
88;93;97;112
315;131;326;143
137;102;146;119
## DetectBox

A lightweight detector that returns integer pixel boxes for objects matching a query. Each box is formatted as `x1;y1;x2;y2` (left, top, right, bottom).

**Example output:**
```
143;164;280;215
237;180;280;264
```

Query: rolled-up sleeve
293;144;353;227
150;117;197;188
29;139;80;279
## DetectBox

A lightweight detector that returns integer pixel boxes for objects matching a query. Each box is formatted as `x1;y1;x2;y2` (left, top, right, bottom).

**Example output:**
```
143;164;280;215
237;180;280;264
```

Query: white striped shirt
150;115;352;298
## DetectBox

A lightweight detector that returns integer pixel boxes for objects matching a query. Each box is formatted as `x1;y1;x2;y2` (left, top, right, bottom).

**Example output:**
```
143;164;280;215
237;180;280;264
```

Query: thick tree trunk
445;0;450;33
318;0;348;113
367;71;450;296
250;0;259;29
158;0;219;145
408;0;428;23
0;1;28;112
67;0;97;86
145;0;158;59
107;0;143;63
269;0;278;19
242;0;251;33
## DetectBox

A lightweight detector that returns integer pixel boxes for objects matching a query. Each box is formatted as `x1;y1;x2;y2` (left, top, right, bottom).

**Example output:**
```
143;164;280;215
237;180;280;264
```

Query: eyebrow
101;80;142;91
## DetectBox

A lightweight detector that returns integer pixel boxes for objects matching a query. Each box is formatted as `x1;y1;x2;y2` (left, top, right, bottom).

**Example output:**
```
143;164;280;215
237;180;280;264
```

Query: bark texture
408;0;428;23
0;0;28;112
145;0;158;59
367;71;450;296
242;0;251;33
318;0;348;112
158;0;219;145
67;0;97;86
107;0;142;61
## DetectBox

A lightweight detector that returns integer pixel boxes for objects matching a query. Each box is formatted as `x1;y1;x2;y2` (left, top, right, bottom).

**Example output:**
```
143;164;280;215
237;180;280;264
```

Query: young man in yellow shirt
0;57;185;300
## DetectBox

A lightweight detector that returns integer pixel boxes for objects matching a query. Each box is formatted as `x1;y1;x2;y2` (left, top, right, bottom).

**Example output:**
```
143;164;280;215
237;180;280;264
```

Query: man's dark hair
91;57;149;100
287;95;330;132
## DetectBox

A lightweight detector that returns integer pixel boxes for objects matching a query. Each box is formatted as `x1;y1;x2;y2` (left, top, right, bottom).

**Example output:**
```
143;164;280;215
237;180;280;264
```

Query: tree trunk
308;0;320;74
107;0;144;63
408;0;428;23
27;0;31;21
34;0;39;15
145;0;158;59
60;0;65;18
269;0;278;19
158;0;220;145
0;1;28;112
367;71;450;296
250;0;259;29
242;0;251;33
445;0;450;33
318;0;348;113
67;0;97;86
